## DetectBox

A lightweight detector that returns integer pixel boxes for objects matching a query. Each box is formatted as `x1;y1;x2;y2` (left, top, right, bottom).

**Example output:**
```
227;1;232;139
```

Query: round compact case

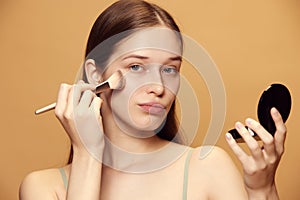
229;83;292;143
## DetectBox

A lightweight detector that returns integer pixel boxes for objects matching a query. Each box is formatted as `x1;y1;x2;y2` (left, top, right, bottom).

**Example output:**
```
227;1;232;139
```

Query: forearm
66;148;103;200
246;184;279;200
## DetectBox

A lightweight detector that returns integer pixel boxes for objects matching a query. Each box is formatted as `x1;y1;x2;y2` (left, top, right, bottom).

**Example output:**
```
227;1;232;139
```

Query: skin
105;51;180;139
19;27;286;200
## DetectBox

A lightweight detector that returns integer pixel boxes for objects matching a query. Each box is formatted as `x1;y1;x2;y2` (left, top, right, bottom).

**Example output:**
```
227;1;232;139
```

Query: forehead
107;27;182;65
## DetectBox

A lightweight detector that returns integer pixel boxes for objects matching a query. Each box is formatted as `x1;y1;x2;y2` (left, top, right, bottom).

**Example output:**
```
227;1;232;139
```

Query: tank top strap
58;168;68;190
182;148;193;200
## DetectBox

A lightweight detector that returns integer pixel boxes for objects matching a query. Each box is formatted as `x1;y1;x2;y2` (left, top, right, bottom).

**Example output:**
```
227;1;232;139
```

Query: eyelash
128;64;178;75
162;66;178;75
129;64;144;72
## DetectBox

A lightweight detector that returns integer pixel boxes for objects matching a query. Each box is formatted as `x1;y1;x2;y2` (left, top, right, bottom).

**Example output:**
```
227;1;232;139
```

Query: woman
20;0;286;199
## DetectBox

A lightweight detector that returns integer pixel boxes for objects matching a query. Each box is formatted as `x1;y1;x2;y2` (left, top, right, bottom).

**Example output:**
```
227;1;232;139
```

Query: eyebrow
122;54;182;62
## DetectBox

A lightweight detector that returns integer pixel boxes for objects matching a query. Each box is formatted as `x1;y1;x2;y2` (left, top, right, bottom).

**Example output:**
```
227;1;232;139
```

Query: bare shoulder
190;145;234;166
188;146;247;199
19;166;69;200
188;146;236;183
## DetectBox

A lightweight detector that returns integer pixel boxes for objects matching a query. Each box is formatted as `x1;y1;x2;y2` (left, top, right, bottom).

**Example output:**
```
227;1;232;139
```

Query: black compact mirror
229;83;292;143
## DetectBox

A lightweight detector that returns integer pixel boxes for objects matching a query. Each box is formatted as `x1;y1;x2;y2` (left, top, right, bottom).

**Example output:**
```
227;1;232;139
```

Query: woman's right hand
54;80;105;160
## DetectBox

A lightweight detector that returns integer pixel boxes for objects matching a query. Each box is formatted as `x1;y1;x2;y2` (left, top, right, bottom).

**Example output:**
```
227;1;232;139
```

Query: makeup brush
35;70;124;115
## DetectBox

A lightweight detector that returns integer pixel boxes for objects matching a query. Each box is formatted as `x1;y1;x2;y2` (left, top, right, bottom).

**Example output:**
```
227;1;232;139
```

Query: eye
130;64;144;72
162;66;178;75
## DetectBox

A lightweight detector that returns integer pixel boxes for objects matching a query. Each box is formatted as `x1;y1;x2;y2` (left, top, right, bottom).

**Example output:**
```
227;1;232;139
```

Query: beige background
0;0;299;199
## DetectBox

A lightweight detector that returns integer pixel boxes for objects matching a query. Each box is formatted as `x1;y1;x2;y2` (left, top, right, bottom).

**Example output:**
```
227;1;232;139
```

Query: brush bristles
107;70;124;90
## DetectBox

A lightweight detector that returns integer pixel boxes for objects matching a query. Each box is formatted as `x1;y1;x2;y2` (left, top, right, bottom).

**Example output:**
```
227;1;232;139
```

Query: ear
84;59;102;84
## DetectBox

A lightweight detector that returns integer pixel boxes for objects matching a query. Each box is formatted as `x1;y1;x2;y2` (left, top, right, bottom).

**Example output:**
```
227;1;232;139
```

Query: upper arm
191;146;247;200
19;171;58;200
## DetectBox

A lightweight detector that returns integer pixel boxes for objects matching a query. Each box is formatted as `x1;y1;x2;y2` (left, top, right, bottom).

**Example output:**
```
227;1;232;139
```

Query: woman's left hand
226;107;287;199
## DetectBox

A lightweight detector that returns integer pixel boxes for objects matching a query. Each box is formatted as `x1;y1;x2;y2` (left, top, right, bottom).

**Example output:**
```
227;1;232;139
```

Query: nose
146;83;164;96
146;70;164;96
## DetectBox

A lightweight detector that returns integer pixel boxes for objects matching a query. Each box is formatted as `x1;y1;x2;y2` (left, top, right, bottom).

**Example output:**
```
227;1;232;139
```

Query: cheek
162;75;180;96
110;87;131;117
110;78;139;123
110;87;157;132
111;76;139;107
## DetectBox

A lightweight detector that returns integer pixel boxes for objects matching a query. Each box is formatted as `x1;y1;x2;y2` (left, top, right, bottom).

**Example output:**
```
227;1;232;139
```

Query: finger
225;132;249;164
235;121;264;162
271;107;287;156
77;90;96;109
77;80;85;84
90;96;103;118
64;83;94;117
245;118;276;159
55;83;72;118
72;83;96;106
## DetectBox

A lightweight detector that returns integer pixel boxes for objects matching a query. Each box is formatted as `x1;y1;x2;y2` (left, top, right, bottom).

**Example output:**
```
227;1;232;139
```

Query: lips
138;102;166;115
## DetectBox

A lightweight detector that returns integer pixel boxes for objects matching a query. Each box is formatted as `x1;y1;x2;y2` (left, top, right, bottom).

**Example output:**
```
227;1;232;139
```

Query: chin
132;116;166;133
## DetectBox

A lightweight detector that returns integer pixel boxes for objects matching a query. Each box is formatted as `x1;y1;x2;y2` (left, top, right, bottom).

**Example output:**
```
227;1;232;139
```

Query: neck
106;129;167;153
102;136;187;173
100;111;187;173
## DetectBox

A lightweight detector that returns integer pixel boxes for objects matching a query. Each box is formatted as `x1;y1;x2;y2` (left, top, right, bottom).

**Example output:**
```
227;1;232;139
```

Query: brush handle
35;81;110;115
35;102;57;115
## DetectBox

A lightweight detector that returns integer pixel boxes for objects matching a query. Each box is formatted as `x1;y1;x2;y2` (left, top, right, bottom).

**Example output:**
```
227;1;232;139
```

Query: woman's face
99;28;182;138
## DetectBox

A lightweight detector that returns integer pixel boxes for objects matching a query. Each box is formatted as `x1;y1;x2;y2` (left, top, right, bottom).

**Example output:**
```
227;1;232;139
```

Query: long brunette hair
68;0;184;164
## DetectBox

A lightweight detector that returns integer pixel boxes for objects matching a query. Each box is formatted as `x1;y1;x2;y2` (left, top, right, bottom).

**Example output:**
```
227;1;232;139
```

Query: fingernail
235;122;243;130
271;107;279;115
246;118;254;125
225;133;232;140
